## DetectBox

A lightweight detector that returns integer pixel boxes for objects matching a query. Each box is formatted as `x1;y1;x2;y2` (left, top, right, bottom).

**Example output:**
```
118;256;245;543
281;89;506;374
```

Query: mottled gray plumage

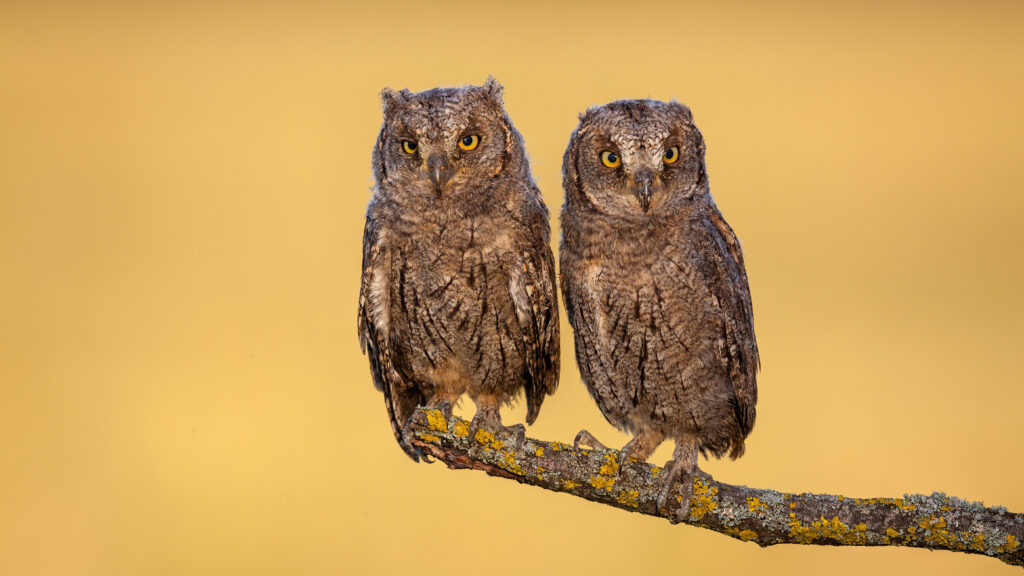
358;78;560;460
560;100;758;520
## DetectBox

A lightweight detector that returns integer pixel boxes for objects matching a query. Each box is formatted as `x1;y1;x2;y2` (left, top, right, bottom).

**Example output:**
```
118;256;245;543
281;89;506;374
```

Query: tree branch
404;407;1023;568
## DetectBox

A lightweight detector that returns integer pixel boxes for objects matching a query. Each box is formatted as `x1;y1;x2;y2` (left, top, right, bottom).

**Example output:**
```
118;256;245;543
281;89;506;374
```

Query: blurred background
1;1;1022;574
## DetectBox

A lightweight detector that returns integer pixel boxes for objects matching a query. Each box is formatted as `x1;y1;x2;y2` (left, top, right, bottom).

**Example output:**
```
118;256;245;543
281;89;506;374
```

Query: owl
358;78;560;461
559;99;758;521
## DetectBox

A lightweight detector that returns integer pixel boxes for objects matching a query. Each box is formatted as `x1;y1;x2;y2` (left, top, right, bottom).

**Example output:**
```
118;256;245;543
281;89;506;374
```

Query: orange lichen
854;497;916;512
590;475;616;491
723;526;759;542
617;490;640;508
746;496;768;513
474;428;495;446
918;515;951;547
997;535;1019;554
689;477;718;520
599;453;619;476
425;410;448;433
500;451;524;475
788;514;867;545
967;532;986;552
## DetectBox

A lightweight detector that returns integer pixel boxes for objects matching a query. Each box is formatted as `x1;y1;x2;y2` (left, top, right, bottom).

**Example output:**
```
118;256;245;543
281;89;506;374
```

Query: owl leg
618;429;665;466
468;394;526;444
425;391;460;420
657;437;698;524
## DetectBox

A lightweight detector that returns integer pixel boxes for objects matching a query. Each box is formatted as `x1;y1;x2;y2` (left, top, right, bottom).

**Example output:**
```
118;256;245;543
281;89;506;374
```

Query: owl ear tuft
562;126;584;199
691;123;708;188
577;105;601;124
380;87;406;115
669;100;694;122
483;76;504;104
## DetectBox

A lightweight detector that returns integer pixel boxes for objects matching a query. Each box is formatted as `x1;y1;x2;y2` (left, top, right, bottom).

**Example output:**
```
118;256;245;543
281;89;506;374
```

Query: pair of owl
358;78;758;521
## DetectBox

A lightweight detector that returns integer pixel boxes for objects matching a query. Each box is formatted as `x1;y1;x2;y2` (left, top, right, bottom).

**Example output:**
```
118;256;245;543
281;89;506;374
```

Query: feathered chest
565;209;726;334
381;204;530;380
384;206;523;315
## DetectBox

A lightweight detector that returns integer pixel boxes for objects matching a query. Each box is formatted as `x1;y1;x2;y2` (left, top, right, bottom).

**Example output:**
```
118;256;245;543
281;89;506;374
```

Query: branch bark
404;407;1023;568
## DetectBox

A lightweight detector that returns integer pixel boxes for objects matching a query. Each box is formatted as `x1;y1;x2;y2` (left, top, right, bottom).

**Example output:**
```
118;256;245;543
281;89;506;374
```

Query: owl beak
634;169;654;212
427;153;453;194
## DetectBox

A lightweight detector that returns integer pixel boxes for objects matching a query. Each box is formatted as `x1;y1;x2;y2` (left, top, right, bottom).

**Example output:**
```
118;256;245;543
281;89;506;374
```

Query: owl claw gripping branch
560;99;759;524
358;78;561;461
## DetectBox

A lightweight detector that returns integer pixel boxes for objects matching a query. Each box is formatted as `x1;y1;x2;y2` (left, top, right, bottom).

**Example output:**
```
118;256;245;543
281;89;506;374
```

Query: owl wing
358;210;424;461
509;188;561;424
701;200;759;451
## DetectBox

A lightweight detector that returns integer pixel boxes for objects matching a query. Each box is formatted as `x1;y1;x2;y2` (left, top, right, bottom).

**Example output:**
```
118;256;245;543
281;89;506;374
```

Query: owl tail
368;336;425;461
383;379;425;461
728;439;746;460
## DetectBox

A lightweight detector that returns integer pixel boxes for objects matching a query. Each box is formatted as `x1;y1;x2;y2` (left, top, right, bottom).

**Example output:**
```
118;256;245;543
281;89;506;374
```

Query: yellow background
1;1;1022;574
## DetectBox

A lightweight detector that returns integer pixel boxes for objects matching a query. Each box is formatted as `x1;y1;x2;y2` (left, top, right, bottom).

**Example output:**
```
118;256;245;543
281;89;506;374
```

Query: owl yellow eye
663;146;680;164
458;134;480;150
401;140;418;154
600;150;621;168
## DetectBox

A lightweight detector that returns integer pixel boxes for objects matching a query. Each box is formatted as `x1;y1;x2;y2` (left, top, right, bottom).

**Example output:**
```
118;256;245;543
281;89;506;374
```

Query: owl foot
504;423;527;445
656;440;699;524
656;463;694;524
617;429;665;469
468;409;526;446
430;399;454;420
573;430;610;451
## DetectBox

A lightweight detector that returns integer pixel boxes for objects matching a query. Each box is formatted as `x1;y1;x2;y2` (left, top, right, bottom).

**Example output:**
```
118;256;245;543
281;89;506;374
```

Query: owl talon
466;413;490;442
655;461;675;515
467;415;526;449
617;447;640;472
468;408;525;446
655;465;693;524
573;430;610;451
505;423;527;445
656;440;698;524
433;399;454;420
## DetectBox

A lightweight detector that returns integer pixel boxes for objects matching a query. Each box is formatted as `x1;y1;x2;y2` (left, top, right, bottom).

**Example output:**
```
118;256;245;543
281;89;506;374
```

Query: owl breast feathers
358;78;560;460
560;99;758;521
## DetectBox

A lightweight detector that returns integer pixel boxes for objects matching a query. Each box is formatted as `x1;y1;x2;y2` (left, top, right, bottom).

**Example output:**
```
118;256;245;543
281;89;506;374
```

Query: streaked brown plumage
358;78;560;460
559;99;758;520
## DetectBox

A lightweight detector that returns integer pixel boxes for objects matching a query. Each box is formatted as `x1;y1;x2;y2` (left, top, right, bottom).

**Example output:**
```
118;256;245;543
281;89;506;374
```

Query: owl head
563;99;707;218
372;77;528;199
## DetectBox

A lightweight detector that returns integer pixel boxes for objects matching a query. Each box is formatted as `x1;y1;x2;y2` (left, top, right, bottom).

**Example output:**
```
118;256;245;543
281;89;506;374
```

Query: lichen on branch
403;407;1023;568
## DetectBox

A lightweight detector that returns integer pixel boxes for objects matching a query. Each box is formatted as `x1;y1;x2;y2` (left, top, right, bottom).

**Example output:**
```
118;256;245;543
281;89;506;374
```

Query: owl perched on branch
358;78;560;460
559;99;758;521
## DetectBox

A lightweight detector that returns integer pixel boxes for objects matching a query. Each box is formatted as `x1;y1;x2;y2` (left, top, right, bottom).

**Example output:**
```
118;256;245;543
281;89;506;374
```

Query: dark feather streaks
562;198;757;458
359;81;559;459
560;100;757;466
